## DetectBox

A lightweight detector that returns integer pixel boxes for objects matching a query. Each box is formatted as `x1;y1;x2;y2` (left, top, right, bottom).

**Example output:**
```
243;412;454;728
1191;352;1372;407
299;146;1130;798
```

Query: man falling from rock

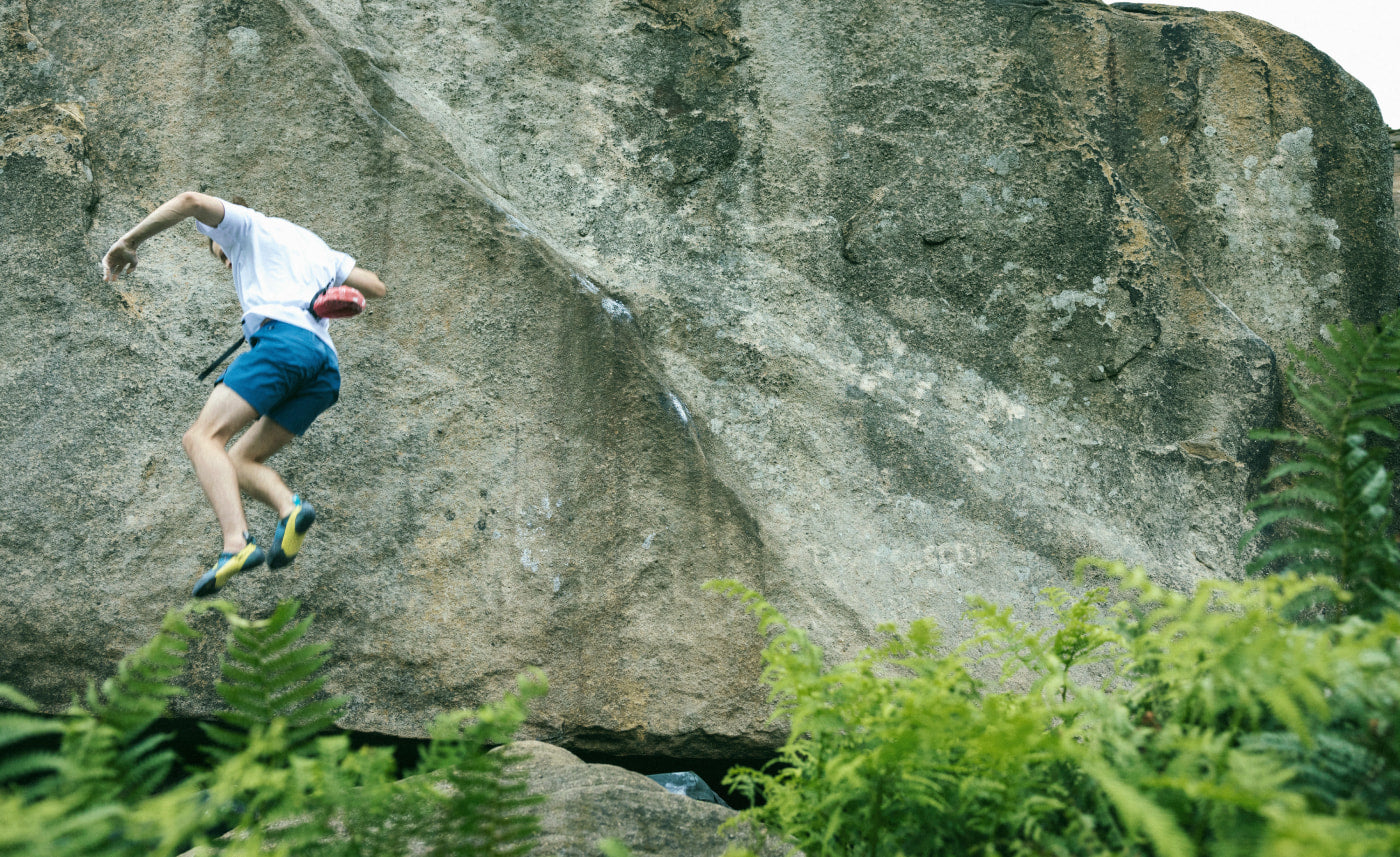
102;192;385;597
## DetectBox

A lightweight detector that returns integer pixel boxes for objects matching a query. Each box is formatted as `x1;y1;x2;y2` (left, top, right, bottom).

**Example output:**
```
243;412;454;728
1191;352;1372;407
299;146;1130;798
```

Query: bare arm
102;191;226;282
342;265;386;299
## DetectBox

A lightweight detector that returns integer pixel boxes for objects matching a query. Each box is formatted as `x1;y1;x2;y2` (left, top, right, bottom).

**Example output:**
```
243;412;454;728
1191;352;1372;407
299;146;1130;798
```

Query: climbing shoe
268;496;316;569
193;534;265;597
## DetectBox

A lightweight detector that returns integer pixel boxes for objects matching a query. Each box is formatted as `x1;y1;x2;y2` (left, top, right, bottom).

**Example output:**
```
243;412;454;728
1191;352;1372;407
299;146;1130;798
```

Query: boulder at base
508;741;785;857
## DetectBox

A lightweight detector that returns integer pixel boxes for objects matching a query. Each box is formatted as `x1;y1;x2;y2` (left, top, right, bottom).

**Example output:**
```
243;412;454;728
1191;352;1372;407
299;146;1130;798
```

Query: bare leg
182;385;259;553
228;416;299;518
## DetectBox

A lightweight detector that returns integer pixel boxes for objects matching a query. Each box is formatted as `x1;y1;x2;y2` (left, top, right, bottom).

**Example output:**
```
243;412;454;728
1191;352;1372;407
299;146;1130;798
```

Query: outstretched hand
102;239;138;282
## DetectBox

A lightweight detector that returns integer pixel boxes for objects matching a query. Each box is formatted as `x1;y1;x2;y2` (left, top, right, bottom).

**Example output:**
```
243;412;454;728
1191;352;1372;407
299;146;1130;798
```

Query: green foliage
200;598;347;761
709;568;1400;857
0;600;547;857
1243;308;1400;616
0;602;217;857
708;579;1117;857
598;837;634;857
714;310;1400;856
0;686;66;786
372;669;548;857
235;670;549;857
57;604;203;805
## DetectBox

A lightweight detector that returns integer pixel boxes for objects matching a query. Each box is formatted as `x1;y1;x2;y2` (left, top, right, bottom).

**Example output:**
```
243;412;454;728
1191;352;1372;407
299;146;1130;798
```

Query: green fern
1243;308;1400;616
0;791;128;857
0;686;67;789
55;605;202;803
711;570;1400;857
2;599;551;857
201;599;348;762
709;580;1114;857
399;669;549;857
1238;731;1394;815
0;606;211;857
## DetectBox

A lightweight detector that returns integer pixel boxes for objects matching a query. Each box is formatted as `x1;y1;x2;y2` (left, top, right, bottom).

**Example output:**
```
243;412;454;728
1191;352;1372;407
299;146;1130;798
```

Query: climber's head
208;239;231;270
205;194;248;271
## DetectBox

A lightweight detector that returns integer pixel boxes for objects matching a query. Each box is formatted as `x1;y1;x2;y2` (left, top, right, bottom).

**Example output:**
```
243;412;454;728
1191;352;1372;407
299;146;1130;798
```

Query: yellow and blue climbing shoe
268;496;316;569
193;534;265;597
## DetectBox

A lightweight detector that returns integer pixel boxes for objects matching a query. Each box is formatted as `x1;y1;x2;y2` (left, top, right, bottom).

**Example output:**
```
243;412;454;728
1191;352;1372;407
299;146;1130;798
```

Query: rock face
1392;129;1399;236
1;0;1396;758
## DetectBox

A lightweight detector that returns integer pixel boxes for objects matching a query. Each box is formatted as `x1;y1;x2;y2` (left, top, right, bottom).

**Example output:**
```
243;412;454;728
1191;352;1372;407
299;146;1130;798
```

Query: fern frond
203;600;347;762
1350;396;1400;420
0;793;126;857
1244;307;1400;614
1304;344;1356;384
117;731;177;794
1261;459;1332;482
1249;540;1341;575
391;671;548;856
1250;428;1313;445
84;609;198;734
55;606;201;802
0;710;66;787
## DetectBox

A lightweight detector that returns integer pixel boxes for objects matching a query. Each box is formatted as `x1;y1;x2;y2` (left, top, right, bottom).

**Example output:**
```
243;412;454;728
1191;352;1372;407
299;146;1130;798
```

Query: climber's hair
206;194;249;261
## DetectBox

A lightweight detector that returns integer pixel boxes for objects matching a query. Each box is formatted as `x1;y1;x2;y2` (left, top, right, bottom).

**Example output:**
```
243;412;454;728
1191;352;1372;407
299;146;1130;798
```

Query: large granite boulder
2;0;1396;757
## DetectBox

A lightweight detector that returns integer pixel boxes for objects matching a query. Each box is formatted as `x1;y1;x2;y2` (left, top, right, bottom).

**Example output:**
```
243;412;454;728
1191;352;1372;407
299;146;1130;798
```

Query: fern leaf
1273;483;1342;509
266;678;328;717
57;606;201;801
1244;307;1400;614
203;600;346;762
261;640;331;676
1262;459;1333;481
0;712;66;787
1247;503;1337;532
1350;396;1400;419
197;721;245;756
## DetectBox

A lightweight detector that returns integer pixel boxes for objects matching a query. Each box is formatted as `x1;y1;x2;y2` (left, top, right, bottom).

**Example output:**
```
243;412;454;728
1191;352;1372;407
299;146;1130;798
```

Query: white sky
1154;0;1399;129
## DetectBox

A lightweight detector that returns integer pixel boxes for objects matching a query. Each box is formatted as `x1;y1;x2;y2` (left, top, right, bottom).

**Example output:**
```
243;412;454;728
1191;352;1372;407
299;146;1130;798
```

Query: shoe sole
193;544;265;597
192;569;220;598
269;503;316;570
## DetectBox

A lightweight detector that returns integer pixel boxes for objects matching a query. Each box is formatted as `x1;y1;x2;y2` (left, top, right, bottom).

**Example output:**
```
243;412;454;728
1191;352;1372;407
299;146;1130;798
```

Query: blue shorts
218;321;340;436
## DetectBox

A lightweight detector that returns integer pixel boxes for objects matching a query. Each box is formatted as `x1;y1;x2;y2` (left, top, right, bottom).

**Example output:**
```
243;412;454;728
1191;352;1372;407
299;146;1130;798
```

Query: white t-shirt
196;201;356;351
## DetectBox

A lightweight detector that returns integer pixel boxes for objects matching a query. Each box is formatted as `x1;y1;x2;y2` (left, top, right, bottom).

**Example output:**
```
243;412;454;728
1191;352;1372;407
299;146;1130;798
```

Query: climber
102;191;386;597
